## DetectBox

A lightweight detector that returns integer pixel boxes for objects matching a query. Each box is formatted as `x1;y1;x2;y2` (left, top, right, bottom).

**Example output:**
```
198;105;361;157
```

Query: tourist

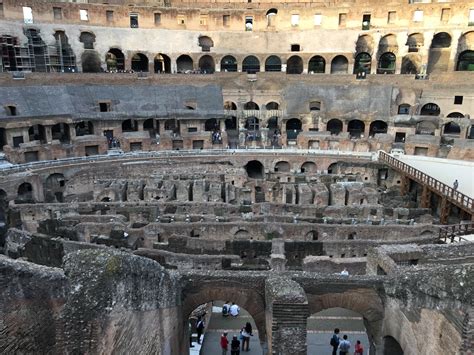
230;335;240;355
453;179;459;190
340;268;349;276
222;301;230;317
241;322;252;351
196;316;205;344
330;328;340;355
230;302;240;317
220;332;229;355
338;334;351;355
354;340;364;354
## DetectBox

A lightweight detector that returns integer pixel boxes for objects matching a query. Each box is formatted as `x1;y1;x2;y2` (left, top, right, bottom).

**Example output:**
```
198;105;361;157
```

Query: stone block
297;184;314;205
329;183;346;206
312;183;329;206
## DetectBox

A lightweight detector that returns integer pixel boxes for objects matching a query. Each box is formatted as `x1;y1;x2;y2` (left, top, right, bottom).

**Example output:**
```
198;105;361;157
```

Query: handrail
438;223;474;243
379;151;474;212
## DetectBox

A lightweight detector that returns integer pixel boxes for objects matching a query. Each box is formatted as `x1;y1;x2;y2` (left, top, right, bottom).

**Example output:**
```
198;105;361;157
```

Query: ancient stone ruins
0;0;473;354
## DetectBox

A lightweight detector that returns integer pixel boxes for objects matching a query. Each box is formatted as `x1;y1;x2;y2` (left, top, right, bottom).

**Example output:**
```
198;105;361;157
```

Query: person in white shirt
340;268;349;276
229;302;240;317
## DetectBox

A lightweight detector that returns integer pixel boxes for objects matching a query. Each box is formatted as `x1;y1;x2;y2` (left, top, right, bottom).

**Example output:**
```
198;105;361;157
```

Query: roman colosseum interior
0;0;473;354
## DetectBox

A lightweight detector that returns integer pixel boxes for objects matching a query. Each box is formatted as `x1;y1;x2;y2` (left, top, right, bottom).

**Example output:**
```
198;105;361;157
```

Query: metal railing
438;223;474;243
379;151;474;212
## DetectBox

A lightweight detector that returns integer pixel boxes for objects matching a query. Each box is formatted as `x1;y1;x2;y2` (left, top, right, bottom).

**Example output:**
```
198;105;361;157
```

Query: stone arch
286;118;302;140
305;230;319;241
265;55;282;72
198;35;213;52
428;32;452;73
356;34;374;54
274;161;290;173
301;162;317;173
177;55;193;73
369;120;388;137
398;104;410;115
198;55;215;73
331;55;348;74
443;121;461;136
97;191;115;203
17;182;34;203
265;101;279;110
456;50;474;71
353;52;371;74
420;103;440;116
244;101;259;110
406;33;424;52
79;31;95;49
122;119;138;132
348;120;365;138
266;8;278;26
243;56;260;73
75;121;94;136
327;119;343;135
401;54;421;74
377;52;396;74
378;34;398;54
383;336;403;355
220;55;237;72
245;160;264;179
106;48;125;71
234;229;250;238
286;55;303;74
447;112;464;118
53;31;76;72
308;55;325;73
81;51;101;73
154;53;171;73
224;101;237;110
131;53;148;72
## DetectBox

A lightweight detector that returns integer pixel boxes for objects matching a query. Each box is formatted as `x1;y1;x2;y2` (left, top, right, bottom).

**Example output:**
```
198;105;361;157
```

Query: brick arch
181;282;267;345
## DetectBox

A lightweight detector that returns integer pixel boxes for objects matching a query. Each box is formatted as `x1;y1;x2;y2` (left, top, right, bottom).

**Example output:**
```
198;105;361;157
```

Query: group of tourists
331;328;364;355
220;322;253;354
222;301;240;317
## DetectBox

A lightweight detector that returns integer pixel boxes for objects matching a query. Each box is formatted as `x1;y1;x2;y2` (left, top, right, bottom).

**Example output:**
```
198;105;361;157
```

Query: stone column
45;126;53;143
448;30;462;72
265;277;309;355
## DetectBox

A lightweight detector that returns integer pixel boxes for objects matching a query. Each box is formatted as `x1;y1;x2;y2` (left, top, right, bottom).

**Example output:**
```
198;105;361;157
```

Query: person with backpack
354;340;364;355
330;328;340;355
196;316;205;344
338;334;351;355
230;335;240;355
222;301;230;317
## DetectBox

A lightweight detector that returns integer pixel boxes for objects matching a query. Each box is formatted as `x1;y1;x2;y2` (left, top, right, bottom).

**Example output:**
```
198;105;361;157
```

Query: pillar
448;30;462;72
439;197;450;224
400;175;410;196
265;277;308;355
45;126;53;143
420;185;431;209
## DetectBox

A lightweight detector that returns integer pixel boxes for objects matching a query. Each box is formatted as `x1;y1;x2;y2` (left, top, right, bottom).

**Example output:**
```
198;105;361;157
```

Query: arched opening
309;101;321;111
307;308;371;355
354;52;371;74
398;104;410;115
274;161;290;173
327;163;338;174
75;121;94;136
198;55;215;74
286;118;302;140
286;55;303;74
81;51;101;73
205;118;219;131
53;31;76;72
447;112;464;118
420;103;440;116
224;101;237;110
131;53;148;72
225;117;237;130
428;32;452;73
122;119;138;132
305;230;319;241
177;55;193;73
28;124;46;143
244;102;259;110
79;31;95;50
331;55;349;74
308;56;325;73
356;35;374;54
266;8;278;26
456;50;474;71
198;35;213;52
265;56;282;72
383;336;403;355
17;182;33;204
266;102;279;110
245;160;264;179
51;123;70;143
369;121;388;137
327;119;343;135
378;34;398;54
243;56;260;73
154;53;171;73
45;173;65;203
377;52;396;74
106;48;125;71
401;54;421;74
406;33;424;52
348;120;365;138
443;122;461;136
301;162;317;173
220;55;237;72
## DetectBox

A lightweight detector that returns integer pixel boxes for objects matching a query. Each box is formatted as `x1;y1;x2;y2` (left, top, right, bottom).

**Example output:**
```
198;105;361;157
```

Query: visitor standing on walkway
338;334;351;355
453;179;459;190
354;340;364;354
230;335;240;355
220;332;229;355
330;328;340;355
241;322;253;351
196;316;205;344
